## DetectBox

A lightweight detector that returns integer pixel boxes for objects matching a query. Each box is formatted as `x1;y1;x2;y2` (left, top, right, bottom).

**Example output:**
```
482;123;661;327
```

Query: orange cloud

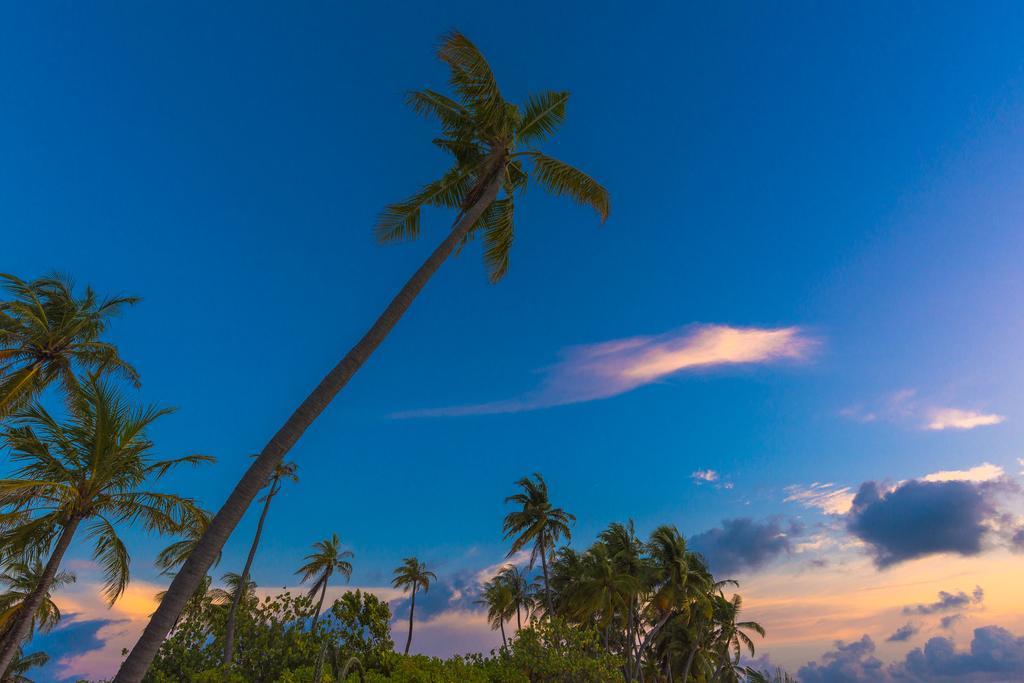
395;324;815;417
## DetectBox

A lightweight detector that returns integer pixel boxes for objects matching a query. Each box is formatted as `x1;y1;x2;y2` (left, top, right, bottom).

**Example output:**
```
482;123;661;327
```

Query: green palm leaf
517;91;569;145
527;152;610;222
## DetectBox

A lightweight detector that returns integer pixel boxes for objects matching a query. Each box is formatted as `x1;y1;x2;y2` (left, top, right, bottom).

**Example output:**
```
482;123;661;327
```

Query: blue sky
5;2;1024;680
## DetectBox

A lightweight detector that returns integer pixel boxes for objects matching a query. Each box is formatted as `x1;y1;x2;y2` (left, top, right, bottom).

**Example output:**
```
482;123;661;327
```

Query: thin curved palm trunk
114;166;504;682
312;577;328;630
404;586;417;655
222;481;278;665
682;647;698;683
0;516;80;676
633;610;675;681
499;616;506;648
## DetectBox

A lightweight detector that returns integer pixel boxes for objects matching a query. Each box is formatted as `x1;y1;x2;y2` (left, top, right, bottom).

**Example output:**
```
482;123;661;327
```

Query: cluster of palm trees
0;28;648;681
0;273;216;678
477;473;766;682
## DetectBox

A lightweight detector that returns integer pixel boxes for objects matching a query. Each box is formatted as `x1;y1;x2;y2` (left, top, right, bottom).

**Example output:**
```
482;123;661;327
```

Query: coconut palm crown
0;558;75;641
0;273;138;417
295;534;354;629
391;557;436;655
0;378;211;674
377;31;610;282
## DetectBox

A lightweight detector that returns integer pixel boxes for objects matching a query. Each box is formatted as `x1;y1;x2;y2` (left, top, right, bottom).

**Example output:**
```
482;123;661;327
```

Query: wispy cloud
840;390;1005;432
395;324;815;417
926;408;1005;431
784;482;856;515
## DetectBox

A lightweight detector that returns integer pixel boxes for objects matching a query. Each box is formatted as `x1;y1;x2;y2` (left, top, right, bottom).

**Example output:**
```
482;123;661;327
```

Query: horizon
4;3;1024;682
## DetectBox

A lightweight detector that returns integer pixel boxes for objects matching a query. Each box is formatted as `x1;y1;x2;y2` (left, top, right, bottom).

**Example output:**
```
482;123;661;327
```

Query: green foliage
146;589;389;683
329;590;394;671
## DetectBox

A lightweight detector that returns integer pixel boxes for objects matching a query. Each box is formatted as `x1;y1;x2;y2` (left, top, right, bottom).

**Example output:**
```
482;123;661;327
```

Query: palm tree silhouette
295;534;354;630
503;473;574;615
391;557;436;655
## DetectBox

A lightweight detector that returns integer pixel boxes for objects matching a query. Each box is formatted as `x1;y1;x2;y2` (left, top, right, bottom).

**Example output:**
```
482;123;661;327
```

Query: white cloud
784;482;856;515
926;408;1005;431
922;462;1005;483
692;469;719;483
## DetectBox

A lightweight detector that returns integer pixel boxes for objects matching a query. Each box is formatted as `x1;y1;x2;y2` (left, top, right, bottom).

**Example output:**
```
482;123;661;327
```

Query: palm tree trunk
312;578;328;631
516;604;521;631
0;516;81;676
114;162;505;682
632;611;675;682
681;647;698;683
499;617;507;648
403;586;417;655
222;481;278;665
539;538;553;616
625;596;635;682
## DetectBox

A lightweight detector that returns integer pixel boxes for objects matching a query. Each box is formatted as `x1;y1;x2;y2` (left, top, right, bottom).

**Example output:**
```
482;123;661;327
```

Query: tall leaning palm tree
222;459;298;666
0;378;210;675
0;558;75;648
0;273;138;417
503;473;575;615
295;534;354;631
117;30;608;681
391;557;436;655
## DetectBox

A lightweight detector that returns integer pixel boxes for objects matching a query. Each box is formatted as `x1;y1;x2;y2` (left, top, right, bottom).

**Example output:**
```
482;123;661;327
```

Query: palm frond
145;454;216;479
517;91;569;145
476;198;515;283
527;152;610;222
436;31;505;130
375;167;475;243
87;516;131;605
406;89;472;131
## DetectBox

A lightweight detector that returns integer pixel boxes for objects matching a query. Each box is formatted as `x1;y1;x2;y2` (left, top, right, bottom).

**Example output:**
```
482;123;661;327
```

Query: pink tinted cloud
395;324;815;417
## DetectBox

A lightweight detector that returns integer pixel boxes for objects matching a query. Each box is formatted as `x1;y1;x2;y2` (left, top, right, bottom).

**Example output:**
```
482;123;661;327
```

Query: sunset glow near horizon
4;3;1024;681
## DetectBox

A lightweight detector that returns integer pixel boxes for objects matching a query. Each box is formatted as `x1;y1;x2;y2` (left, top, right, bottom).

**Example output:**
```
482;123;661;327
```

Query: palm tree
477;578;515;648
391;557;436;655
0;558;75;648
576;543;639;650
0;647;48;683
296;534;353;631
632;525;711;681
0;378;210;674
117;30;609;680
496;564;532;630
710;594;764;681
0;273;138;417
503;473;575;615
599;521;648;679
222;459;298;666
207;572;256;607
